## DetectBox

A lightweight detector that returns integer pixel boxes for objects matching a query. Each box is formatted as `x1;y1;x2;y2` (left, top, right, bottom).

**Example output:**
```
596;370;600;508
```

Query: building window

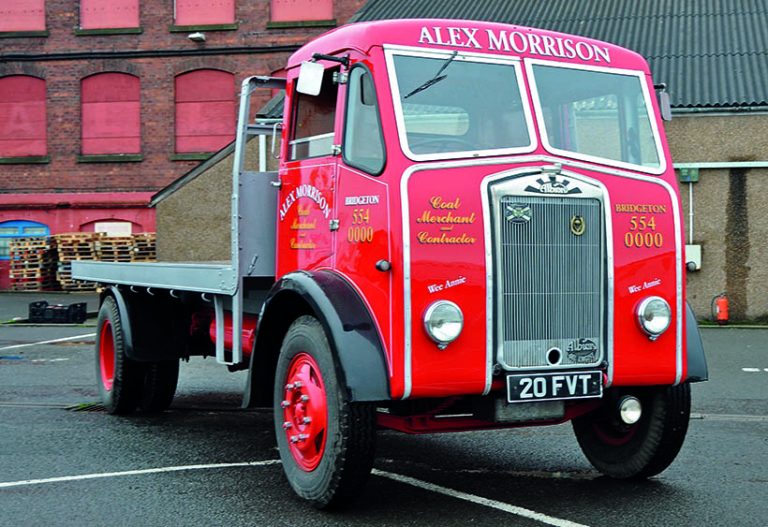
0;220;49;260
0;76;47;158
93;221;133;236
80;0;139;30
81;73;140;155
270;0;332;23
0;0;45;32
174;70;235;153
174;0;234;26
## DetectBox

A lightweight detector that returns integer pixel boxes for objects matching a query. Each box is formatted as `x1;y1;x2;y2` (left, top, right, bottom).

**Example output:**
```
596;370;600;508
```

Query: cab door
276;65;343;275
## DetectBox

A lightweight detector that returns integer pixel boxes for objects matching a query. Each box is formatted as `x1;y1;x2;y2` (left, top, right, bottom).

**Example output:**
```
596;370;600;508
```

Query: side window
289;69;337;160
343;67;385;175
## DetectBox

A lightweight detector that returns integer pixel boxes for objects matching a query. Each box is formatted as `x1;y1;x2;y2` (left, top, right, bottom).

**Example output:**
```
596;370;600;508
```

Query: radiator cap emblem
570;215;586;236
525;175;582;195
505;203;532;224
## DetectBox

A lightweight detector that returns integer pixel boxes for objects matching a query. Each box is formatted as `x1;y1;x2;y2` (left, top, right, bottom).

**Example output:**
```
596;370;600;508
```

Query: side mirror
360;72;376;106
654;84;673;121
297;61;324;96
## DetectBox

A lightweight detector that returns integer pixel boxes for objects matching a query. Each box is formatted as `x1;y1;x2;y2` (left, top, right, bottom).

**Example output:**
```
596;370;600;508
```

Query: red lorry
73;19;708;508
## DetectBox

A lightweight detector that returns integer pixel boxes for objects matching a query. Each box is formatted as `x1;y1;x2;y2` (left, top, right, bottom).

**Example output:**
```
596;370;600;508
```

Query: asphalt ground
0;292;100;323
0;298;766;526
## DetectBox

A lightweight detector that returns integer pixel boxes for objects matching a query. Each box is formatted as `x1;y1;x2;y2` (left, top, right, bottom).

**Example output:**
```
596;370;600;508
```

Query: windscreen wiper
403;50;458;99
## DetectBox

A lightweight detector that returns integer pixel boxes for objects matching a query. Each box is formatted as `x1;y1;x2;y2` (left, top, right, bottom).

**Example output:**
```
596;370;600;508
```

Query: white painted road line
373;469;590;527
0;333;96;352
0;461;590;526
0;460;281;489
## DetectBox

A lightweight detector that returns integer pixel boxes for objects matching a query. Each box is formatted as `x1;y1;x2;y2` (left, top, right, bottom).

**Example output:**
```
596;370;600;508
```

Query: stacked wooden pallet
4;232;157;291
131;233;157;262
9;237;58;291
95;235;134;262
54;233;98;291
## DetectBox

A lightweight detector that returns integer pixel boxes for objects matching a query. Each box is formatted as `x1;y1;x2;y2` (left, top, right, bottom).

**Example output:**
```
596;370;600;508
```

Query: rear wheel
96;296;143;414
572;383;691;478
274;316;376;509
140;360;179;413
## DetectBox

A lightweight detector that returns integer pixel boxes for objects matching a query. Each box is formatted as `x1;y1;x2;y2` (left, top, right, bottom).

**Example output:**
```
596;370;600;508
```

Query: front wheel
274;316;376;509
572;383;691;478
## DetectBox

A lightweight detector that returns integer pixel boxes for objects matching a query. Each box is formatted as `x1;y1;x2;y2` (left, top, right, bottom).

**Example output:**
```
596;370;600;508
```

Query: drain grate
66;402;107;413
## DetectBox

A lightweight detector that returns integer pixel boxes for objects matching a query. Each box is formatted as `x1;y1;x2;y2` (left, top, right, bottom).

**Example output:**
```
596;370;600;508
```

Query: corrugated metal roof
350;0;768;108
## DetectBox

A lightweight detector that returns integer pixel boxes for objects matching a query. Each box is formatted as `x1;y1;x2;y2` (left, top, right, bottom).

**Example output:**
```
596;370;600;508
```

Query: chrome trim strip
400;168;414;399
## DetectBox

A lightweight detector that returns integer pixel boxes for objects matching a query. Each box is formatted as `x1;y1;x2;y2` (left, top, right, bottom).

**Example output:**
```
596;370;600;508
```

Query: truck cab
75;19;707;509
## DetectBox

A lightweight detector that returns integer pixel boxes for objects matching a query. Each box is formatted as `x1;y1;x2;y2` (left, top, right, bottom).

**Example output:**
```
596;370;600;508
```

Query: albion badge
570;215;585;236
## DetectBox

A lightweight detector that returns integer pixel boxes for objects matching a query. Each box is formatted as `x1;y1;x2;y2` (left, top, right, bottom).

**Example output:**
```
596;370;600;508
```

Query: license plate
506;371;603;403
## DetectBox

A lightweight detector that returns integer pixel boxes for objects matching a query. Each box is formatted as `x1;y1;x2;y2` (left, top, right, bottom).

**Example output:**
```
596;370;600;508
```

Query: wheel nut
290;435;299;443
280;400;291;408
298;434;309;442
285;383;295;391
302;417;312;424
294;381;303;388
300;395;310;403
282;421;293;430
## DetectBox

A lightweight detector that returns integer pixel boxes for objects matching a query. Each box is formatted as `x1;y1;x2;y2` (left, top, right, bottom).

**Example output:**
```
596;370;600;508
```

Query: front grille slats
497;195;603;370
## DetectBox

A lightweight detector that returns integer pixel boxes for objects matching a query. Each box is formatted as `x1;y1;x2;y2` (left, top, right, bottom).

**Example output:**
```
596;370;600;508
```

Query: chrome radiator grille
496;195;603;370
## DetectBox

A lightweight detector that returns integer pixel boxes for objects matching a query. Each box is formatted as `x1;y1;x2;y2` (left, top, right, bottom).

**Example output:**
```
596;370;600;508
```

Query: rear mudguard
685;302;709;382
243;270;390;407
100;286;186;362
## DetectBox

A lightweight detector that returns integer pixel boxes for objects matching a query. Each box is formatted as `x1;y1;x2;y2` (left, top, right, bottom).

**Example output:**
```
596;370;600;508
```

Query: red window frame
174;70;235;153
0;76;47;157
81;73;141;155
270;0;333;23
80;0;139;30
0;0;45;32
174;0;234;26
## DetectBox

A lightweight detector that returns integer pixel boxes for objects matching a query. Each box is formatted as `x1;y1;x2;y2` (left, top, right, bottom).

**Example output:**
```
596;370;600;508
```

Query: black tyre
274;316;376;509
95;296;143;415
572;383;691;478
140;360;179;413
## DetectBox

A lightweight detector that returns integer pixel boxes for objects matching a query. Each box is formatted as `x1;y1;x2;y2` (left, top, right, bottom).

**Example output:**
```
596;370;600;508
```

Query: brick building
0;0;363;288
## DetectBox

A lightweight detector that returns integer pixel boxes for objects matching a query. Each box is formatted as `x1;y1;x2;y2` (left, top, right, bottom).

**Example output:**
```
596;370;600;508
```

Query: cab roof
287;19;650;74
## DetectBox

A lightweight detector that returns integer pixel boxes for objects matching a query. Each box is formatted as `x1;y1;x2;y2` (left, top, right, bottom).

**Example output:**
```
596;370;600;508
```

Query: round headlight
423;301;464;348
636;296;671;339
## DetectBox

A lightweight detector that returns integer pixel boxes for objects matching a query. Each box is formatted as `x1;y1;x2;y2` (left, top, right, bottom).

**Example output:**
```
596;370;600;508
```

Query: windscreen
530;64;661;170
390;53;532;158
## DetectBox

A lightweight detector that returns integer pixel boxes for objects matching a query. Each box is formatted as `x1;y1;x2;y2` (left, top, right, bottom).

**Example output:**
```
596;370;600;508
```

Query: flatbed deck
71;260;237;295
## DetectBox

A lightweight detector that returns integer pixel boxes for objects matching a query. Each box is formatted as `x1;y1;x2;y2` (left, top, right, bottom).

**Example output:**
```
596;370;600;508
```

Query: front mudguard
244;270;390;407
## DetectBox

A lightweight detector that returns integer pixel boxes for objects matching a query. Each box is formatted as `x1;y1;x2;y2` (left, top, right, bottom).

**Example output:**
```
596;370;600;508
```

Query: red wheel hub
99;320;115;391
592;420;640;446
280;352;328;471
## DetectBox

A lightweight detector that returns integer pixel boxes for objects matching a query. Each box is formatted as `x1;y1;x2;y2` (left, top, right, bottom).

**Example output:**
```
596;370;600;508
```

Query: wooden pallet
9;267;54;279
10;276;58;292
56;263;97;291
53;234;96;257
95;236;134;262
131;233;157;261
